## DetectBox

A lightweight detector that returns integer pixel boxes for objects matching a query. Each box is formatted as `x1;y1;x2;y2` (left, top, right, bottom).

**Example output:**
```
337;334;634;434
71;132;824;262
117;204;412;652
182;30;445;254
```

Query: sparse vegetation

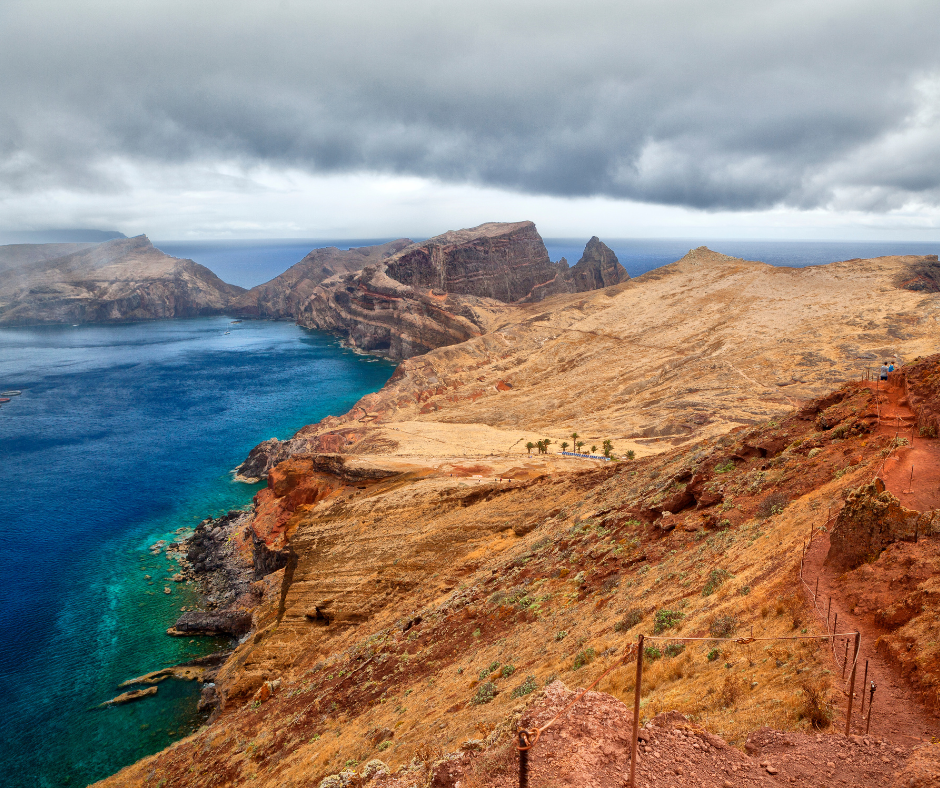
510;675;538;698
702;568;732;596
715;459;736;473
613;608;643;632
756;491;788;519
709;614;738;639
471;681;497;705
572;647;596;669
653;609;684;634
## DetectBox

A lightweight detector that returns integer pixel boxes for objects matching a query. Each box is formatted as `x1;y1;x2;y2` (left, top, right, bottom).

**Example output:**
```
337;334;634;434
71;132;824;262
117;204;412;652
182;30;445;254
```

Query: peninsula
93;236;940;788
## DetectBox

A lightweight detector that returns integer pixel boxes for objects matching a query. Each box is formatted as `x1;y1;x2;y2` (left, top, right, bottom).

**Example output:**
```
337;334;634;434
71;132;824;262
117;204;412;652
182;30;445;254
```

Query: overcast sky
2;0;939;239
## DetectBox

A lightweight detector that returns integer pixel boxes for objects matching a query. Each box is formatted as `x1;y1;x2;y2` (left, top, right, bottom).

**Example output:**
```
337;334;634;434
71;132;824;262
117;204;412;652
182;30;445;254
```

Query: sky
1;0;940;240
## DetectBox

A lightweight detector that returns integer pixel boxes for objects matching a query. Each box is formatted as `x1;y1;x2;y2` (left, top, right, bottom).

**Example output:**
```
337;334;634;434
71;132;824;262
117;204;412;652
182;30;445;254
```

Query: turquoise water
0;318;394;787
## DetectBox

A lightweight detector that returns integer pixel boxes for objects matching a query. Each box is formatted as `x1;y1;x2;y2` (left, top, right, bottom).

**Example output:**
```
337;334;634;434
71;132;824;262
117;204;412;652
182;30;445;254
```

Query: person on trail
880;362;889;381
888;362;895;374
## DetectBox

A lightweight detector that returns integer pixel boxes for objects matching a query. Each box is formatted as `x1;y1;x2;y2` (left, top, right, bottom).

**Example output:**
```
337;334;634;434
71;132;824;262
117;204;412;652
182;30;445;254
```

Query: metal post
827;597;832;626
815;577;819;600
845;632;860;735
517;731;529;788
629;634;644;788
842;638;849;679
865;682;876;735
860;660;869;715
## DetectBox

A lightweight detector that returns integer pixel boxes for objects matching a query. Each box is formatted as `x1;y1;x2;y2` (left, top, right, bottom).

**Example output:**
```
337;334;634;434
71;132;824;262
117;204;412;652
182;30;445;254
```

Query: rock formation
231;239;412;319
521;235;630;302
294;221;564;359
0;235;246;325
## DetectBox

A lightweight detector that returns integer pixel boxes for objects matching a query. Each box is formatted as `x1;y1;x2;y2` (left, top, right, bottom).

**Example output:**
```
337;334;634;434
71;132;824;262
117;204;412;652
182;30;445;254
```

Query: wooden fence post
845;632;860;735
629;635;644;788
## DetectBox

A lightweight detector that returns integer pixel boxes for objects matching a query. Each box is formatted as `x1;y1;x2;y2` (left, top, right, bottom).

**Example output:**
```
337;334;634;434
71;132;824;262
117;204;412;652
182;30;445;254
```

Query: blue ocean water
543;238;940;278
156;237;939;289
154;239;401;288
0;319;394;787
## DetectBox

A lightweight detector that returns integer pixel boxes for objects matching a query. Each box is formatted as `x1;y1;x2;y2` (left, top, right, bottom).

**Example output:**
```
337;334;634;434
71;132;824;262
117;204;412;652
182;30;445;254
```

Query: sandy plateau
95;249;940;788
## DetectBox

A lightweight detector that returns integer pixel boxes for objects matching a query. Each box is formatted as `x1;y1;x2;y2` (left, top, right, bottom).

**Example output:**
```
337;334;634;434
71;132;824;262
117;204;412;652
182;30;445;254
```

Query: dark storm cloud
2;0;939;211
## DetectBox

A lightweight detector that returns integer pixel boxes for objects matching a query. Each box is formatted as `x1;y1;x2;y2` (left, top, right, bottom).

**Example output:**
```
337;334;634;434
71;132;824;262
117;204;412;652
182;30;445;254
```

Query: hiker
888;361;895;374
880;361;889;381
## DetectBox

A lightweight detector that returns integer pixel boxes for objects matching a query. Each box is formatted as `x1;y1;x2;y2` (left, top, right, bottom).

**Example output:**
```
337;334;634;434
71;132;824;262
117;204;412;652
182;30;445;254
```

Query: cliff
0;235;246;325
295;221;564;359
231;239;413;319
521;235;629;302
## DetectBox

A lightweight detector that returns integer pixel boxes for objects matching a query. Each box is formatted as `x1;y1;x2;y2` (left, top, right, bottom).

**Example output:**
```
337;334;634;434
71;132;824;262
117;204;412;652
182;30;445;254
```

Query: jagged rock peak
568;236;629;291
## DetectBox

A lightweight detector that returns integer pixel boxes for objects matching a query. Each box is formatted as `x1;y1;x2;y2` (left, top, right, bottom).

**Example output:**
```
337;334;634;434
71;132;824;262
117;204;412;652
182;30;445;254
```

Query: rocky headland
0;235;246;325
231;221;630;360
231;239;413;320
93;246;940;788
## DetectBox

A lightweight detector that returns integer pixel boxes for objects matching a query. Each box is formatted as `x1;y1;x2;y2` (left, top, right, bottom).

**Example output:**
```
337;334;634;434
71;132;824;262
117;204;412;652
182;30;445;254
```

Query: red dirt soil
798;377;940;746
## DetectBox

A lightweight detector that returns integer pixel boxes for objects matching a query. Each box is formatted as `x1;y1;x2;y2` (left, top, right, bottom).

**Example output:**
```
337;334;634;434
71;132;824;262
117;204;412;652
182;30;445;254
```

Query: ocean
2;234;936;787
154;237;940;287
0;319;394;787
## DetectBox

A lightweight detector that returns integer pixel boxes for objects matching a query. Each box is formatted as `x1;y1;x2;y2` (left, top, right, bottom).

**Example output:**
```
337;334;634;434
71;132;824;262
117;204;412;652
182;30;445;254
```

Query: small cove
0;318;394;787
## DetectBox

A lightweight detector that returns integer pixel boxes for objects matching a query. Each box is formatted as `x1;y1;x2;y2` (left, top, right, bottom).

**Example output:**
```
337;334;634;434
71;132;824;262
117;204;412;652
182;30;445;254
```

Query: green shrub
715;460;735;474
554;630;567;641
626;450;636;460
511;675;538;698
572;647;596;670
663;643;685;658
707;648;720;662
501;664;516;678
479;661;500;680
702;568;732;596
643;645;662;661
653;609;684;634
472;681;497;705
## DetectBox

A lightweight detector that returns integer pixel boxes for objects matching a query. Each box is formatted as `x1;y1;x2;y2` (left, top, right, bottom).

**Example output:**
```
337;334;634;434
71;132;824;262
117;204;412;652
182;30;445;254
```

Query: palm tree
543;439;552;453
571;432;579;447
561;441;569;452
626;449;636;460
525;441;535;455
590;444;598;454
602;439;613;458
576;441;585;453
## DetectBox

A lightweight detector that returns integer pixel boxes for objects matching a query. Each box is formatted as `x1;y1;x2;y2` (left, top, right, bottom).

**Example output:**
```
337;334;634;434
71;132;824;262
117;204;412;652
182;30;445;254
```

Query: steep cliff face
521;236;629;302
297;264;507;359
0;235;246;325
231;239;412;319
383;220;557;301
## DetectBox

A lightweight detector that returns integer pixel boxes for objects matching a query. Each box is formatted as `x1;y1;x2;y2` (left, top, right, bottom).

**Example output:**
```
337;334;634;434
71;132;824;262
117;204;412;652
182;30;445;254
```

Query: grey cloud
1;0;939;212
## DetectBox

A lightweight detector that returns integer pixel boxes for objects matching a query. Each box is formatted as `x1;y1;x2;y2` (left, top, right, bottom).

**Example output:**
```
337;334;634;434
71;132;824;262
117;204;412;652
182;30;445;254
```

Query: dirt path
868;379;940;511
801;531;939;744
798;383;940;744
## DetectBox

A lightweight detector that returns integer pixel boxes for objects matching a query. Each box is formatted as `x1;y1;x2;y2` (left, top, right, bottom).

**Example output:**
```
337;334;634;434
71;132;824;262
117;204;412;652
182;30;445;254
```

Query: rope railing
515;625;864;788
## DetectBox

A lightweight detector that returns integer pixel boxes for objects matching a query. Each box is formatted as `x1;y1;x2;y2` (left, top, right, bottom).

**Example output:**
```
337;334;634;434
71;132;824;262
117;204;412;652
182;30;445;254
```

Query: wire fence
512;373;928;787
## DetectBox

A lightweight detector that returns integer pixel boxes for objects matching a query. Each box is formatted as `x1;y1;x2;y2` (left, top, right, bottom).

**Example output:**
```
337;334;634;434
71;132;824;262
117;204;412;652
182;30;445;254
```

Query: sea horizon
153;236;940;289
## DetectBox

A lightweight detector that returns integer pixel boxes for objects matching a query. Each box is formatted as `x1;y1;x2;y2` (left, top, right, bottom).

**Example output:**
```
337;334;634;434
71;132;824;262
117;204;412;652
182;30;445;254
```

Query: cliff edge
0;235;246;325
